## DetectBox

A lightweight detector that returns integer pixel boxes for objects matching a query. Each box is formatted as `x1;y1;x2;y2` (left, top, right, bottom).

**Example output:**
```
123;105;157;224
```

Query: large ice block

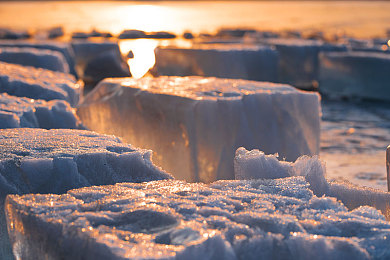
262;39;347;89
0;128;172;259
319;51;390;101
6;177;390;259
78;77;320;182
0;47;70;73
152;44;278;82
0;40;77;77
0;61;81;106
71;40;131;86
0;93;82;129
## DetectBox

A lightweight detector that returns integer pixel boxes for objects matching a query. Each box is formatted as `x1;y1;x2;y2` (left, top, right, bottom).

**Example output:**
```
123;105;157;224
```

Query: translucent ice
0;93;82;129
0;61;81;106
6;178;390;259
319;51;390;101
0;128;171;259
78;76;320;182
153;44;278;82
0;47;70;73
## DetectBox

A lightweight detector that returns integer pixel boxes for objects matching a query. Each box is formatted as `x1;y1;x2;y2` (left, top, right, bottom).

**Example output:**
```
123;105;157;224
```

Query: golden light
119;39;158;79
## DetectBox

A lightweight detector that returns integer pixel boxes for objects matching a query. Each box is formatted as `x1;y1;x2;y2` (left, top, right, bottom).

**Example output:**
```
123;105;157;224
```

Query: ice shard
6;177;390;259
77;76;320;182
152;44;278;82
0;128;171;259
319;51;390;101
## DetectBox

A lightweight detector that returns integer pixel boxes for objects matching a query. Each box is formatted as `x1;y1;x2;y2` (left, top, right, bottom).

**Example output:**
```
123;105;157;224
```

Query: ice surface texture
0;47;70;73
0;128;171;259
0;93;82;129
319;51;390;101
6;177;390;260
0;62;80;106
153;44;278;82
78;76;320;182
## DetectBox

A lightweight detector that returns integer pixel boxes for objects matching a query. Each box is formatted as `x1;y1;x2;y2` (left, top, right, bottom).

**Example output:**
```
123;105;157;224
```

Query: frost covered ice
78;76;320;182
319;51;390;101
0;93;82;129
0;128;171;259
0;61;81;106
153;44;278;82
6;177;390;260
0;47;70;73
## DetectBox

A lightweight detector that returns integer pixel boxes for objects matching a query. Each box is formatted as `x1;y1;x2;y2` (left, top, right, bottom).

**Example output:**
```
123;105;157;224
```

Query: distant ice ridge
78;76;320;182
0;128;172;259
0;61;81;106
0;47;70;73
152;44;278;82
0;93;82;129
6;177;390;260
319;51;390;101
235;148;390;220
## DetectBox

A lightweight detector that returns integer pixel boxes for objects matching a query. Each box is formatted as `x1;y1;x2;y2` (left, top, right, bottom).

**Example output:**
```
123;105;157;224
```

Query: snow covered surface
0;128;171;259
71;40;131;86
0;47;70;73
0;93;82;129
152;44;278;82
78;76;320;182
0;61;81;106
0;40;77;77
6;177;390;260
319;51;390;101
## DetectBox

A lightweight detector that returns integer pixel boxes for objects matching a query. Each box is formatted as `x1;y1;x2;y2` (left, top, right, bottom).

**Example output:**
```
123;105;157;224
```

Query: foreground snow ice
78;76;320;182
153;44;278;82
6;177;390;260
0;62;81;106
0;128;171;259
0;93;82;129
319;51;390;101
0;47;70;73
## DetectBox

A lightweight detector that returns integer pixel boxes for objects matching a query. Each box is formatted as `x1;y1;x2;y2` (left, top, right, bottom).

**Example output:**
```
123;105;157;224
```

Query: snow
0;47;70;73
78;76;320;182
0;61;81;106
0;40;77;77
152;44;278;82
319;51;390;101
71;40;131;86
0;128;172;259
5;177;390;259
0;93;82;129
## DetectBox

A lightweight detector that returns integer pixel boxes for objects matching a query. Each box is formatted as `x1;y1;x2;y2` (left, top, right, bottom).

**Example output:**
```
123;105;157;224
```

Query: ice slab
319;51;390;101
262;39;347;89
0;61;81;106
0;128;172;259
6;177;390;259
0;47;69;73
0;40;77;77
71;40;131;86
152;44;278;82
78;76;320;183
0;93;82;129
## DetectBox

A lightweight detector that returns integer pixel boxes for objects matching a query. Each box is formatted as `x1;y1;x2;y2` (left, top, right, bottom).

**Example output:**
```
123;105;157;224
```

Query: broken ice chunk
0;47;70;73
0;93;82;129
0;61;81;106
153;44;278;82
0;128;171;259
6;178;390;259
319;51;390;101
77;76;320;182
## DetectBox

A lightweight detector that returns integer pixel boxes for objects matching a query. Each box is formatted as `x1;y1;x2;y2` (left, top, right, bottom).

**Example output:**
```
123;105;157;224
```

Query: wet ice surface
321;100;390;191
6;178;390;260
0;93;82;129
